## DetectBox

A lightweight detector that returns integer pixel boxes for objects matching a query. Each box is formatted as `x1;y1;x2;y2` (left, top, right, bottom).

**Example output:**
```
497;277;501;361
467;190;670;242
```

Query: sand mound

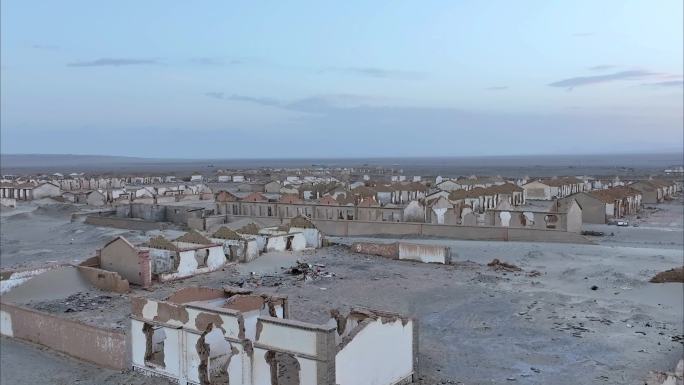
33;203;79;218
649;267;684;283
5;212;33;221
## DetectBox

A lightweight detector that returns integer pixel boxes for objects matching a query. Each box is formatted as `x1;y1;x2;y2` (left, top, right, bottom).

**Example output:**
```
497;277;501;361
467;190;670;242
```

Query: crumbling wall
253;316;337;385
130;297;249;384
351;242;450;264
158;246;225;282
397;243;451;264
335;312;416;385
0;302;127;369
100;237;150;286
290;227;322;248
265;235;287;252
76;265;130;293
350;242;399;259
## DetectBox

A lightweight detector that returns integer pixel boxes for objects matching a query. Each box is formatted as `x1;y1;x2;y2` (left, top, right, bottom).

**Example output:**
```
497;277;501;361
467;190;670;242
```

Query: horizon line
3;150;683;162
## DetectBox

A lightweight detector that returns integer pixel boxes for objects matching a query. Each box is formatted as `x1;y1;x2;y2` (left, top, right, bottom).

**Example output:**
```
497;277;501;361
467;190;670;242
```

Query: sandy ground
0;201;185;270
1;200;682;384
0;337;174;385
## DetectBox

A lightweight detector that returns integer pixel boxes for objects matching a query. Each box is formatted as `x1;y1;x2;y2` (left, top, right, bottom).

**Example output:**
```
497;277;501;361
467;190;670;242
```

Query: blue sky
1;0;682;158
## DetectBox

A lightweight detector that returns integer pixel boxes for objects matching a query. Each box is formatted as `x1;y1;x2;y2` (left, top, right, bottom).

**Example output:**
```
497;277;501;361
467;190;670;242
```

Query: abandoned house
589;186;642;219
0;181;61;201
94;234;226;287
559;192;608;224
210;227;260;263
130;286;418;385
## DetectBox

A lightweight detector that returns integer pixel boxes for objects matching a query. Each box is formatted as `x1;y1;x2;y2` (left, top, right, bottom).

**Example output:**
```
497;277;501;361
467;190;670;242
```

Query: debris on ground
581;230;605;236
30;291;116;313
644;359;683;385
590;285;599;290
649;267;684;283
487;259;522;272
285;260;336;281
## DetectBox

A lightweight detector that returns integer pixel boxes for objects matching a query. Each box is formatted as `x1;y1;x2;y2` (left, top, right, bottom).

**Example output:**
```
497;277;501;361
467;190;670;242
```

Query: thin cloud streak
642;80;684;88
67;58;159;67
205;92;382;114
549;70;655;89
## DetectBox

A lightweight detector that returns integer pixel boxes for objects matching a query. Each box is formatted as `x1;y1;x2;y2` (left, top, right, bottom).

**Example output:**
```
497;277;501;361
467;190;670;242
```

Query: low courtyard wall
0;302;128;369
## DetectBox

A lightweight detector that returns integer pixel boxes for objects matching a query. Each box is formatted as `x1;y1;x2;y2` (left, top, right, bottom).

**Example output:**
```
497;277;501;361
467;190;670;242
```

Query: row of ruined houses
213;190;583;232
87;217;322;288
1;218;417;385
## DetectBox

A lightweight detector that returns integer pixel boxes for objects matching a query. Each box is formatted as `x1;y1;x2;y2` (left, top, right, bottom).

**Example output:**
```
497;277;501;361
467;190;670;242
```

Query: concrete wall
565;193;606;224
100;238;149;286
219;214;590;243
253;316;337;385
351;242;450;264
85;215;168;231
0;302;127;369
398;243;450;264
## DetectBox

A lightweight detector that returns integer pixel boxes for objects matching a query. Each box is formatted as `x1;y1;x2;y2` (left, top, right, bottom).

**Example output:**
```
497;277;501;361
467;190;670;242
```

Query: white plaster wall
162;328;182;378
245;240;259;262
432;207;447;224
130;319;147;367
176;250;199;277
185;332;203;384
255;236;267;252
266;236;286;252
0;310;13;337
335;319;414;385
499;211;511;227
523;212;535;226
252;347;319;385
256;321;319;356
206;246;226;270
398;244;449;264
291;228;322;248
242;305;284;341
291;233;307;251
131;319;182;379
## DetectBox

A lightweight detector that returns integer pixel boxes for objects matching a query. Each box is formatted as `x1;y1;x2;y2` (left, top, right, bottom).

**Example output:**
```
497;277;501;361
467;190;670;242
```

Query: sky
1;0;683;158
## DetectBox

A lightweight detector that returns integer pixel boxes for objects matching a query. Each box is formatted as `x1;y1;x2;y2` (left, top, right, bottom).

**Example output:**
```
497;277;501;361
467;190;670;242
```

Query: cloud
642;80;684;88
190;57;243;66
205;92;382;114
549;70;656;89
67;58;159;67
485;86;508;91
587;65;617;71
205;92;282;107
321;66;423;79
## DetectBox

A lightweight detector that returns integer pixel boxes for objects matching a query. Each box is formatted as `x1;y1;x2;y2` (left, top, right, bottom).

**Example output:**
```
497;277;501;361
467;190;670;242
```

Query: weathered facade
130;287;418;385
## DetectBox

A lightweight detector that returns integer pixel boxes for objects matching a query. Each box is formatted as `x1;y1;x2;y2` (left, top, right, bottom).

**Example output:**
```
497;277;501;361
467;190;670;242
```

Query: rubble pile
30;291;117;313
286;261;335;281
487;258;522;272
